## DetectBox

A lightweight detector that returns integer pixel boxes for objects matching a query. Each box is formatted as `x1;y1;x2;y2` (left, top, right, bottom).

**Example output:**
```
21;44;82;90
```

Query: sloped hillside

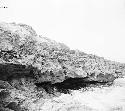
0;22;125;111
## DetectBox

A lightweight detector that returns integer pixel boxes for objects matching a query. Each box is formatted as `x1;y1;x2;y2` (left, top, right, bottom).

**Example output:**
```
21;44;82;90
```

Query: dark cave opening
35;77;109;94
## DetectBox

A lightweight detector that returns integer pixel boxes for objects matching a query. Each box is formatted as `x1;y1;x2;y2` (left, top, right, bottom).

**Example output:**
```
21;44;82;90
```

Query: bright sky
0;0;125;63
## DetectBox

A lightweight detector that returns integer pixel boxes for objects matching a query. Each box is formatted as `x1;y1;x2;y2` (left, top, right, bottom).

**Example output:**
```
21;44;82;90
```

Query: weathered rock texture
0;22;125;83
0;22;125;111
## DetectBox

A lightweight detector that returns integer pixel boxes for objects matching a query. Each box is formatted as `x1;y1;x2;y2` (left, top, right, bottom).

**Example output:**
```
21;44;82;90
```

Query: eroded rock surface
0;22;125;83
0;22;125;111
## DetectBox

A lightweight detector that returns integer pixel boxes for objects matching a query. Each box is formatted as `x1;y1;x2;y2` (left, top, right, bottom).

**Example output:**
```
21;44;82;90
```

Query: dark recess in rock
35;77;108;94
0;63;35;81
0;90;10;100
0;105;13;111
5;102;22;111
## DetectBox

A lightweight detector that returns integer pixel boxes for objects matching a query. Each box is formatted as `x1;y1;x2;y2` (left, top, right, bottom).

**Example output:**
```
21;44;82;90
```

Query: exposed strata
0;22;125;111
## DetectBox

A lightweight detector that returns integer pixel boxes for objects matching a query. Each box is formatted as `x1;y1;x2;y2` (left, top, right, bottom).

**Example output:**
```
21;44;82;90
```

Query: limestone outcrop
0;22;125;111
0;22;125;84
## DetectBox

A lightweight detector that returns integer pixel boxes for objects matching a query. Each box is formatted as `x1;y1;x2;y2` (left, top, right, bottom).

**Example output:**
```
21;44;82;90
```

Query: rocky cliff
0;22;125;111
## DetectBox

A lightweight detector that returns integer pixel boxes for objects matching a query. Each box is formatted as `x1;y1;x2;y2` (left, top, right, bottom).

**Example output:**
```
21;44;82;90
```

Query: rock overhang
0;22;125;85
1;22;125;111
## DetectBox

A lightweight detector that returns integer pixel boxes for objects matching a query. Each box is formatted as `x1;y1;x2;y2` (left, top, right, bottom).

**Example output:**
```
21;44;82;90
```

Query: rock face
0;22;125;84
0;22;125;111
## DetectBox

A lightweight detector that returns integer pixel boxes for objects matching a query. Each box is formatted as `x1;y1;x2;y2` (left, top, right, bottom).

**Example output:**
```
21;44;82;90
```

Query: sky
0;0;125;63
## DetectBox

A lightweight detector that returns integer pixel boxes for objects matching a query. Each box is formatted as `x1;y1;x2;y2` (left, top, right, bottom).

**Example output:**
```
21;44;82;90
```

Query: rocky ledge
0;22;125;111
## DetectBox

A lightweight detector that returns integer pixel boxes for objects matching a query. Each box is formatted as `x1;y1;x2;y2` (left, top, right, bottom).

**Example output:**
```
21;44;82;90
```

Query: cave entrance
35;77;108;94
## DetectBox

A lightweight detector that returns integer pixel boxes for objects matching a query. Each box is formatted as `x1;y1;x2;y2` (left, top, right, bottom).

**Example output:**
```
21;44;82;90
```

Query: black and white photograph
0;0;125;111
